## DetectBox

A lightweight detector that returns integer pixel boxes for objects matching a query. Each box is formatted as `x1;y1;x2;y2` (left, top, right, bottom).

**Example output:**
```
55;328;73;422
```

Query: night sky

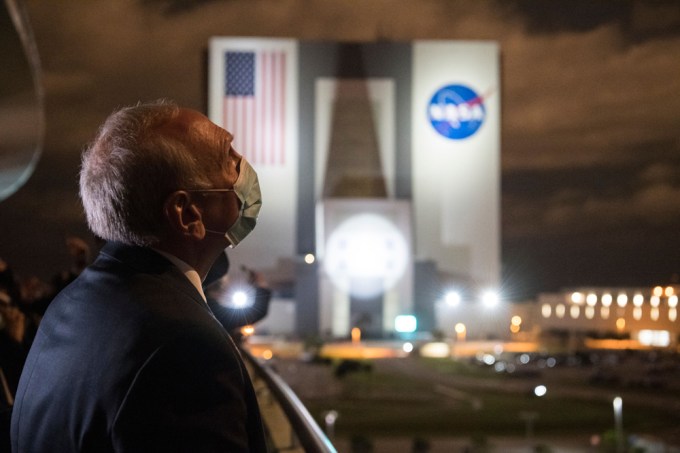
1;0;679;299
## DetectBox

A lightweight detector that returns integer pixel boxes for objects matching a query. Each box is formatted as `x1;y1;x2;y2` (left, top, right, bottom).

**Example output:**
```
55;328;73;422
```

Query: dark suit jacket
10;242;267;452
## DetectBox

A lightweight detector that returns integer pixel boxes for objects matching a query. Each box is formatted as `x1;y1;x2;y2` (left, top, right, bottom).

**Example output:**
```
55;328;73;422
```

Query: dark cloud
507;0;680;42
140;0;224;16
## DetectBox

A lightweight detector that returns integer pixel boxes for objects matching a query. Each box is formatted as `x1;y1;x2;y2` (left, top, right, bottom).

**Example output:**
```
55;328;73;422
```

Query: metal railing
241;348;337;453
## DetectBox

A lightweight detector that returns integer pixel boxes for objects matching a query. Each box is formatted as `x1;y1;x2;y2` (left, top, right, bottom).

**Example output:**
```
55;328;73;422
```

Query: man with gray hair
10;100;266;452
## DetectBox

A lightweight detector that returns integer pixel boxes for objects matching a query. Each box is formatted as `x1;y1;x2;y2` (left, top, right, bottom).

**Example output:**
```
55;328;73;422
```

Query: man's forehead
176;108;233;147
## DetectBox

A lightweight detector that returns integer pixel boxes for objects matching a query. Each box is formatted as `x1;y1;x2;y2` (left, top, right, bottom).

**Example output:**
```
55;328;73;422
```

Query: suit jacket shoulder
11;242;266;453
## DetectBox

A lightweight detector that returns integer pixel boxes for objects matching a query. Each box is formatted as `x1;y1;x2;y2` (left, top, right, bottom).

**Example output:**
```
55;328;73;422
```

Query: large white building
208;38;501;338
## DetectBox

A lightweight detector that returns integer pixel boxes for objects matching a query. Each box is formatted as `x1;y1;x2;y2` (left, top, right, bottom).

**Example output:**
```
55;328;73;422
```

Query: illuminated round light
534;385;547;397
324;410;338;425
402;342;414;353
571;292;584;304
304;253;315;264
601;294;612;307
651;307;659;321
541;304;552;318
616;318;625;330
633;294;644;307
650;296;660;307
511;316;522;326
519;354;530;365
653;286;663;297
324;214;408;299
616;293;628;307
633;307;642;320
445;291;461;306
601;306;610;319
585;306;595;319
510;324;520;333
262;349;273;360
570;305;580;319
668;295;678;308
240;325;255;336
670;308;677;322
586;293;598;306
665;286;674;297
482;354;495;365
482;290;500;308
555;304;566;318
232;290;249;308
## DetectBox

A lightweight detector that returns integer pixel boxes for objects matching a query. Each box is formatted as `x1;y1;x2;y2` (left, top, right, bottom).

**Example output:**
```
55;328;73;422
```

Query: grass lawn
297;356;680;443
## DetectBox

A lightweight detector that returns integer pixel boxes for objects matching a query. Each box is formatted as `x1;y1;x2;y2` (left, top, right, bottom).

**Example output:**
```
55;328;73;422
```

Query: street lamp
323;410;339;440
613;396;623;453
351;327;361;344
454;323;466;342
519;411;539;446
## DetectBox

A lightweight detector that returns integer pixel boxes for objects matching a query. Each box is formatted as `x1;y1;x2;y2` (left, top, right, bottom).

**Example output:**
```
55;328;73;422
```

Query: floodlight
232;290;249;308
445;291;461;306
481;290;499;308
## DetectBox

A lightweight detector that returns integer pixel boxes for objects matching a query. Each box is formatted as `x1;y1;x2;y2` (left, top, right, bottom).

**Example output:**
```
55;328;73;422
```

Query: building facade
208;38;501;338
522;286;680;349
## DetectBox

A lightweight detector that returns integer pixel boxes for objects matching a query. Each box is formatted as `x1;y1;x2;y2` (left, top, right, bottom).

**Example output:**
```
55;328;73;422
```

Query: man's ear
163;191;205;240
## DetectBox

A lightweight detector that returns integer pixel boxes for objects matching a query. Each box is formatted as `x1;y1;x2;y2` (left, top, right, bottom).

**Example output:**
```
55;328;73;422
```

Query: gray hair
79;100;212;246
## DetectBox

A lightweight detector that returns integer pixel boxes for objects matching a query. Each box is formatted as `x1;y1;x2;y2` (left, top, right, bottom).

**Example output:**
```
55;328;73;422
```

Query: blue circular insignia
427;84;486;140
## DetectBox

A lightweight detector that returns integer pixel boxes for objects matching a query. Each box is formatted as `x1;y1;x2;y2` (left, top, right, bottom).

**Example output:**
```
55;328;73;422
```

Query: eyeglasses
185;188;235;196
185;188;240;209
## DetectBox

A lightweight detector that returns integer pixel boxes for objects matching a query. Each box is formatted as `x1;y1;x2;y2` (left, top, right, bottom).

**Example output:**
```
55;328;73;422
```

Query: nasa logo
427;84;485;140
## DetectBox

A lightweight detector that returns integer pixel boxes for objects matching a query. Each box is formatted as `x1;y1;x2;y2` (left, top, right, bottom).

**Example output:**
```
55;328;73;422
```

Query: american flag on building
223;50;287;166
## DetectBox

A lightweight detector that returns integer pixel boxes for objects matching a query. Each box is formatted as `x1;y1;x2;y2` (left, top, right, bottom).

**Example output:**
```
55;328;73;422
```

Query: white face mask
204;158;262;248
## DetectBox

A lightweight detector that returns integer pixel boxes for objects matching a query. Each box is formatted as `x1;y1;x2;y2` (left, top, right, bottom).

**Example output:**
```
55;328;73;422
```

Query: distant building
513;285;680;350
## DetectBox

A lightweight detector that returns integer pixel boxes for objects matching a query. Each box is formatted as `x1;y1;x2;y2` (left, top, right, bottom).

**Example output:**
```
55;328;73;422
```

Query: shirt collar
152;249;207;303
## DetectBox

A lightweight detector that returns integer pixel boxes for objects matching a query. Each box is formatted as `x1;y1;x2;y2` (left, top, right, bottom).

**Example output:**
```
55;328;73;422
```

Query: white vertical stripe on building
411;40;501;289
